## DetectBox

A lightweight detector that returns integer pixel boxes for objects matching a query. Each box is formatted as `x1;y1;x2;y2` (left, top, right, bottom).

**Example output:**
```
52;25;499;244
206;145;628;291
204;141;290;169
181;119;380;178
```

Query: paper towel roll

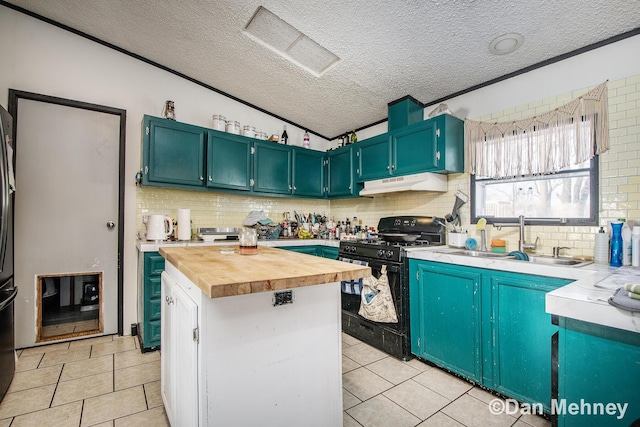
594;229;609;264
177;208;191;240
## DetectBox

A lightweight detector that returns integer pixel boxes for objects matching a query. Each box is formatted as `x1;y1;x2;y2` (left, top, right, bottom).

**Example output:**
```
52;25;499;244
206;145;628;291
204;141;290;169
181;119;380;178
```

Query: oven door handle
361;261;400;274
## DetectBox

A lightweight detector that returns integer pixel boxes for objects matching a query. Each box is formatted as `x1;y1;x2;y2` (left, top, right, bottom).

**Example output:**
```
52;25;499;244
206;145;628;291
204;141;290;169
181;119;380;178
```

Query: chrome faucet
552;246;570;257
493;215;539;252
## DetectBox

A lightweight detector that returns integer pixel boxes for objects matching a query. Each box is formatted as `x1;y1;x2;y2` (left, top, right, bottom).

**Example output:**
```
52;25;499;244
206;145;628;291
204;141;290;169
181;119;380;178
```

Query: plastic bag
358;265;398;323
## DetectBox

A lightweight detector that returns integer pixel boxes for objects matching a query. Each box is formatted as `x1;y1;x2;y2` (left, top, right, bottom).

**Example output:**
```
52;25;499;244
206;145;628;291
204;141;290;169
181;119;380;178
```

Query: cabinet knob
293;186;297;191
386;165;390;170
391;164;396;169
208;176;212;181
200;176;204;181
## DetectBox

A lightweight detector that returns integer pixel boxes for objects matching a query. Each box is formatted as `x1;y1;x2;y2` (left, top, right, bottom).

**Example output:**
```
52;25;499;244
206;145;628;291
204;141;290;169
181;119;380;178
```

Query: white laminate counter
136;237;340;253
404;246;640;334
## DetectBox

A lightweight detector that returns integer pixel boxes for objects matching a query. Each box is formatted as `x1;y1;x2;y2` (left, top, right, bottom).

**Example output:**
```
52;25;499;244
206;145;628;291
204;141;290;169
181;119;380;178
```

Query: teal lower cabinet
491;272;570;412
138;252;165;352
279;245;338;259
557;318;640;427
409;261;482;382
409;259;570;412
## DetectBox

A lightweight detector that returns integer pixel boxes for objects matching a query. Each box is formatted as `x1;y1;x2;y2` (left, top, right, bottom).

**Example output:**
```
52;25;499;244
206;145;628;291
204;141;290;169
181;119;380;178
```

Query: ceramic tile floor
0;334;166;426
341;333;551;427
0;333;552;427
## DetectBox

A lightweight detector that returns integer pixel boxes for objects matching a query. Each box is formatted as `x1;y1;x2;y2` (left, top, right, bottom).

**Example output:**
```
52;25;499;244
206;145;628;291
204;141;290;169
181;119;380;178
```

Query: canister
225;120;240;134
256;131;268;140
242;125;256;138
212;114;226;131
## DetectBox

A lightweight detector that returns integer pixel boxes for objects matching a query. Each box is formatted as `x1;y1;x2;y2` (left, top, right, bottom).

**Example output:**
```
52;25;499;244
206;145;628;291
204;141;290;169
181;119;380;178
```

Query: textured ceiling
5;0;640;139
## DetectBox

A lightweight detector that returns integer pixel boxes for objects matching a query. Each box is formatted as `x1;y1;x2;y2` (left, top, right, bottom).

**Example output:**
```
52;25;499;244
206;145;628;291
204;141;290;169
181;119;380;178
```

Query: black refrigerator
0;104;17;403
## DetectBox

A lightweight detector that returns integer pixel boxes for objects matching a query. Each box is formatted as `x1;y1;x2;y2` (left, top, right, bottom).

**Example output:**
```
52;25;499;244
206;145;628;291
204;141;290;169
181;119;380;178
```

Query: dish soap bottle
621;219;632;266
610;222;624;267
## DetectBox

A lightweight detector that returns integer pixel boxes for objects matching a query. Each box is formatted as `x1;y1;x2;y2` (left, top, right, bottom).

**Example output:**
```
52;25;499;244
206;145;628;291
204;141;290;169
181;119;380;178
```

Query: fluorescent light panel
244;6;340;76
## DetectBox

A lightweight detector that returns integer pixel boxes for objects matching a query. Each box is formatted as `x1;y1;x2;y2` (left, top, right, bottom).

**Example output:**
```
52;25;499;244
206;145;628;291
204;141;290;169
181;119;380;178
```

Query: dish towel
358;265;398;323
608;287;640;312
624;283;640;300
339;257;368;295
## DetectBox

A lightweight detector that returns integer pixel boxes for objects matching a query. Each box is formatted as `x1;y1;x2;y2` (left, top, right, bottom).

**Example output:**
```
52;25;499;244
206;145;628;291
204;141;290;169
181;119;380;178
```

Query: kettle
146;215;173;241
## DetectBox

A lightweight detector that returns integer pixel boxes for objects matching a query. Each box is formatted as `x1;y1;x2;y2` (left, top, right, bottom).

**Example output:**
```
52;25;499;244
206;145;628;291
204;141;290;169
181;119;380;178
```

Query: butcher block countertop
159;245;371;298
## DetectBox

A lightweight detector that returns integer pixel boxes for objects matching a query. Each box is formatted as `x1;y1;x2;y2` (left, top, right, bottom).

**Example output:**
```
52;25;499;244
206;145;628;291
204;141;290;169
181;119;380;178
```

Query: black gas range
339;216;446;360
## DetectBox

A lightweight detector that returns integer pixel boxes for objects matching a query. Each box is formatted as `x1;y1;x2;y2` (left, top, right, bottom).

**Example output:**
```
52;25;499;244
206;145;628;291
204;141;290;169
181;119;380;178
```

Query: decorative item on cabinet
162;100;175;120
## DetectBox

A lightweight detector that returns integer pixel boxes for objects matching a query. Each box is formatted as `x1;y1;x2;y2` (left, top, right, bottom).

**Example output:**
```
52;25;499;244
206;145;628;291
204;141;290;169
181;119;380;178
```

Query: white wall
0;6;328;343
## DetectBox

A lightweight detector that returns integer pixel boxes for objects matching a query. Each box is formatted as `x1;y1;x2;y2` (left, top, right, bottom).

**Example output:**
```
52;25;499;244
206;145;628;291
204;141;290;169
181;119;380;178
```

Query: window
467;82;607;227
471;157;598;225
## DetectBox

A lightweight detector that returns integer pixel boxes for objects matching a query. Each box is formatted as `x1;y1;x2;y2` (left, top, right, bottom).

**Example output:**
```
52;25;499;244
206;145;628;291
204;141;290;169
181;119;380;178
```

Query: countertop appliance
339;216;445;360
0;104;17;403
146;214;173;241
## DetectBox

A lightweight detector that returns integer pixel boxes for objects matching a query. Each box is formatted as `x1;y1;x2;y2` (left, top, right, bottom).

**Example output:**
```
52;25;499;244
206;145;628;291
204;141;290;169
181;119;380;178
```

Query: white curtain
465;81;609;178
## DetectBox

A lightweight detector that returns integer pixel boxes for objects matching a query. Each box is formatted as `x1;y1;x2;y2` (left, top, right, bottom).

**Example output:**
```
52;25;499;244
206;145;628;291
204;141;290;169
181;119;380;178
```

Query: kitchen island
158;245;370;427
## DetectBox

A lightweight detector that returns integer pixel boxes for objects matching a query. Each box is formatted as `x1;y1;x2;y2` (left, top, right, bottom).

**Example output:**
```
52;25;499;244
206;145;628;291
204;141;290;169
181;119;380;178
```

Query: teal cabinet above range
356;113;464;182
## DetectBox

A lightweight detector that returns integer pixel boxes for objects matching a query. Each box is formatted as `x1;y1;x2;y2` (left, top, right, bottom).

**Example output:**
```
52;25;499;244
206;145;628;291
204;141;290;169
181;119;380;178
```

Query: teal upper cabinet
427;114;464;173
141;116;360;199
356;113;464;181
327;145;360;198
292;148;325;197
356;134;391;181
142;115;206;187
253;141;292;194
392;119;439;175
207;130;252;192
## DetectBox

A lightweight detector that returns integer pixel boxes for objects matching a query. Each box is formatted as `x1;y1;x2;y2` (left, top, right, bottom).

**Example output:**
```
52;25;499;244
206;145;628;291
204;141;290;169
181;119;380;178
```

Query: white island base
161;261;343;427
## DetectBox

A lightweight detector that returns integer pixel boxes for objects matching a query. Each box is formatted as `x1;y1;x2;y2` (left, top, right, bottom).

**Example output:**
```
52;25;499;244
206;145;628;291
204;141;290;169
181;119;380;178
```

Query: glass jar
212;114;226;131
239;228;258;255
242;125;256;138
226;120;240;134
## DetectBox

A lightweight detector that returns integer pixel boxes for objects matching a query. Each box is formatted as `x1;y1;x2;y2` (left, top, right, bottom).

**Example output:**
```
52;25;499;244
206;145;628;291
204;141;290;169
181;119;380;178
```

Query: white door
13;97;122;348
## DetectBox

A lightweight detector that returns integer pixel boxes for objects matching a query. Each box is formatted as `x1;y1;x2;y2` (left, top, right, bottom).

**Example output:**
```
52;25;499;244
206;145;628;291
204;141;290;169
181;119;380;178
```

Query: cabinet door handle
199;176;204;181
208;176;212;181
293;186;297;191
391;164;396;169
144;166;148;174
386;165;390;170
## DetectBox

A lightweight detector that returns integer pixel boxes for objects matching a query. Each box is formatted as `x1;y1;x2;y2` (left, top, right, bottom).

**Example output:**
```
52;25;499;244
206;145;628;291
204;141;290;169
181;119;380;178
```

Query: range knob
349;246;357;253
386;250;395;259
376;249;385;258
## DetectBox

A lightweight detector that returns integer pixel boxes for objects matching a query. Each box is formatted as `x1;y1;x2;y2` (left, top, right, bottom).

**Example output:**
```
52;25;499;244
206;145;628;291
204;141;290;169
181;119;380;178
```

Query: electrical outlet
273;290;294;306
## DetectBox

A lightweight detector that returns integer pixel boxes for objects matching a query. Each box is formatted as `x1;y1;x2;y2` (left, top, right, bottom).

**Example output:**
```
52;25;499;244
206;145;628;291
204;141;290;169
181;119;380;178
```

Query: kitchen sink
435;249;593;267
528;255;593;267
447;250;514;259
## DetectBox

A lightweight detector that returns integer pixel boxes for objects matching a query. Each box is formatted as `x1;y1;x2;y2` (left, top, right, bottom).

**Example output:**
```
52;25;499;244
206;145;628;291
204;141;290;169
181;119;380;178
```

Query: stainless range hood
359;171;448;196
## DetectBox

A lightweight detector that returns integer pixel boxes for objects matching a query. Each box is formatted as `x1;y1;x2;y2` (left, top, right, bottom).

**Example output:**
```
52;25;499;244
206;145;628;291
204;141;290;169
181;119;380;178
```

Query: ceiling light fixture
489;33;524;55
244;6;340;77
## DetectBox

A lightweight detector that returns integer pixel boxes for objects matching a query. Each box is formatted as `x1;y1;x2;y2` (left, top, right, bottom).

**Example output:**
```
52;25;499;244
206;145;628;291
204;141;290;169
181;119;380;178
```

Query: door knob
106;221;116;230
